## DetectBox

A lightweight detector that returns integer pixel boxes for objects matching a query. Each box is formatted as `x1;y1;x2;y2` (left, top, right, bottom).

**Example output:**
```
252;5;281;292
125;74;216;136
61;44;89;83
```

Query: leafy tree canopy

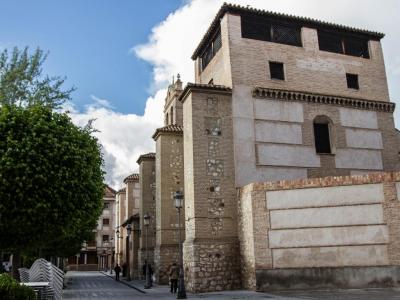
0;47;74;109
0;47;104;257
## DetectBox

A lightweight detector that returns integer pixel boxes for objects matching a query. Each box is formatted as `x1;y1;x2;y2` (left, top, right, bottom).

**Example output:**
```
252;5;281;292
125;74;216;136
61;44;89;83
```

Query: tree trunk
11;253;21;281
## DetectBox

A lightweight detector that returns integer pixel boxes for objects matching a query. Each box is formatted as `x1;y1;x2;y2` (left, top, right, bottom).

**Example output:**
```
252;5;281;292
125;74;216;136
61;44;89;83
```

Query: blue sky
2;0;399;188
0;0;183;114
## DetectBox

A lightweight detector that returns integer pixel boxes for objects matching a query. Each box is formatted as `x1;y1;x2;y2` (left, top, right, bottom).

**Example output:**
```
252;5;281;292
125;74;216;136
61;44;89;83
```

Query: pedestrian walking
169;262;179;293
114;264;121;281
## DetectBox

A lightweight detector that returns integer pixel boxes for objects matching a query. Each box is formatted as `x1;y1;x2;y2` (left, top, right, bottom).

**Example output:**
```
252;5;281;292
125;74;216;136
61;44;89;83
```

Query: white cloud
68;89;165;189
70;0;400;188
90;95;115;109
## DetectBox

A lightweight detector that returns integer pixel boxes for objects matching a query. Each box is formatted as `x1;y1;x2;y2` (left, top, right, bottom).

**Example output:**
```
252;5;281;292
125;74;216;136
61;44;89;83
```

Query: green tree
0;47;74;109
0;105;104;256
0;47;104;270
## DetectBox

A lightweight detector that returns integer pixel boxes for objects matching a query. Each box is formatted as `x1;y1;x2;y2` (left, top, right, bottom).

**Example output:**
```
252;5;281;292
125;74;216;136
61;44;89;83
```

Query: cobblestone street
63;271;400;300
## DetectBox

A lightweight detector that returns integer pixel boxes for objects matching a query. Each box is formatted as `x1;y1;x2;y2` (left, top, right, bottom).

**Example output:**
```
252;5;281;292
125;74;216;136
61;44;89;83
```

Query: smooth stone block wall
339;108;378;129
255;121;302;144
335;149;383;170
266;183;383;210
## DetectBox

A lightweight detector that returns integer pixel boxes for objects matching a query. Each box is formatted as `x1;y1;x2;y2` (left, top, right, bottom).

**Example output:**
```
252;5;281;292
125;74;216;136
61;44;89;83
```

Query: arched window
313;116;333;154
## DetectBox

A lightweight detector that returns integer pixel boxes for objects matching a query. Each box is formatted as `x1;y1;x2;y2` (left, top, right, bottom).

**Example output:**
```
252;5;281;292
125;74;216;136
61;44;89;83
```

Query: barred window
241;15;302;47
318;30;369;58
271;24;302;46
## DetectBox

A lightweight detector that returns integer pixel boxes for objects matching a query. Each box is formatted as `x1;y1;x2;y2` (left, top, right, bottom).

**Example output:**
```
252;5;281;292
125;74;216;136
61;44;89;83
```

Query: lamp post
143;213;152;289
174;191;187;299
109;238;115;275
126;223;132;281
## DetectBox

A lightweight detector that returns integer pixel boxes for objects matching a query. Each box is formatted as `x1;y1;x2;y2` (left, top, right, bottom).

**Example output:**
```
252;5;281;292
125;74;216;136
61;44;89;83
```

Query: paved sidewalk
65;271;400;299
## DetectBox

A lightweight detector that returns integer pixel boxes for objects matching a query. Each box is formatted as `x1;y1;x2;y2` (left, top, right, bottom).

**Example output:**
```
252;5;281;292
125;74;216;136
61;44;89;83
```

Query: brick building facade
119;3;400;292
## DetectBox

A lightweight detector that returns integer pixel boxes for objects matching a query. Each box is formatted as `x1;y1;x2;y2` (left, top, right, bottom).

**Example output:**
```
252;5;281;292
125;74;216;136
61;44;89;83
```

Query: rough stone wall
182;90;241;292
154;133;184;284
138;158;156;277
238;172;400;290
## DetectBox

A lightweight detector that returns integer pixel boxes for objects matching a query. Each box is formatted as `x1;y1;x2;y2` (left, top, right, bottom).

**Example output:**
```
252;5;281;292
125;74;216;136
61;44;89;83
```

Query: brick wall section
227;14;390;102
182;88;241;292
239;171;400;287
382;179;400;264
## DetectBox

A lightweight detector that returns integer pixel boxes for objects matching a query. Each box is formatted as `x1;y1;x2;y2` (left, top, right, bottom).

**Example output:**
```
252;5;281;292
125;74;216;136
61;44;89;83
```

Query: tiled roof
178;83;232;103
123;173;139;183
104;185;116;198
117;187;126;194
152;125;183;140
192;2;385;59
136;152;156;164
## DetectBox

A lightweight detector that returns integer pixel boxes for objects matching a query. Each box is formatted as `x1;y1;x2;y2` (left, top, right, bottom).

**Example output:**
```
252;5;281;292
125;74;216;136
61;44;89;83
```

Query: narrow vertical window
269;62;285;80
170;106;174;125
313;122;332;154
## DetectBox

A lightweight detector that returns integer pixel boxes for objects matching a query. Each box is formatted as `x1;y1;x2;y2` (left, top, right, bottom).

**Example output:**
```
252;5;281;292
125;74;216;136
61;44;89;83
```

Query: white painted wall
257;144;320;168
255;121;302;144
339;108;378;129
266;184;384;210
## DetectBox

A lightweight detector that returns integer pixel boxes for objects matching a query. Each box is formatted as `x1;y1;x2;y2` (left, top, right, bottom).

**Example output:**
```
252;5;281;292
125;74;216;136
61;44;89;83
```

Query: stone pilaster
137;153;156;278
181;84;241;292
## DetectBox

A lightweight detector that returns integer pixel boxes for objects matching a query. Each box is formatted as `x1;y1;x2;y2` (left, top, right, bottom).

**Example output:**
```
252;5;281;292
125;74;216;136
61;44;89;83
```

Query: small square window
346;73;359;90
102;235;109;242
103;202;110;209
103;218;109;226
269;62;285;80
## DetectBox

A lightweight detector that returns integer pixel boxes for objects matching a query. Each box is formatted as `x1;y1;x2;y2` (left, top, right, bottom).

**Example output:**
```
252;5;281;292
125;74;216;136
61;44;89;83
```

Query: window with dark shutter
269;62;285;80
318;30;370;58
241;15;302;47
201;29;222;71
318;31;343;54
346;73;359;89
103;218;109;225
313;123;331;154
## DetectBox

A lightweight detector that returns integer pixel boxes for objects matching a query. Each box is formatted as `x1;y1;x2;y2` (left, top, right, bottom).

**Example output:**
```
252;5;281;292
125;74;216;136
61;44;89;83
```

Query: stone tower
137;153;156;277
152;75;185;283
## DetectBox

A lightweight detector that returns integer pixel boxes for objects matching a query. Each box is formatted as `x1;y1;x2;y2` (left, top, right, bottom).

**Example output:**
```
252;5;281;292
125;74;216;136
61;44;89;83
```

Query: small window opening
313;122;331;154
269;62;285;80
346;73;359;90
170;106;174;125
103;218;109;226
102;235;109;242
165;112;169;125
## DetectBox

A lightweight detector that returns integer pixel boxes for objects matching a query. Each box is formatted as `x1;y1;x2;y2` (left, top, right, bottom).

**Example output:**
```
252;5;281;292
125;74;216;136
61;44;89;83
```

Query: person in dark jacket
169;263;179;293
114;264;121;281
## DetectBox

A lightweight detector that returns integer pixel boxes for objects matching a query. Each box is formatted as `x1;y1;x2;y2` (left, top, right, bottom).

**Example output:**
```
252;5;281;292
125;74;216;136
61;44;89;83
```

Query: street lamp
109;238;115;275
143;213;152;289
126;223;132;281
174;191;187;299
